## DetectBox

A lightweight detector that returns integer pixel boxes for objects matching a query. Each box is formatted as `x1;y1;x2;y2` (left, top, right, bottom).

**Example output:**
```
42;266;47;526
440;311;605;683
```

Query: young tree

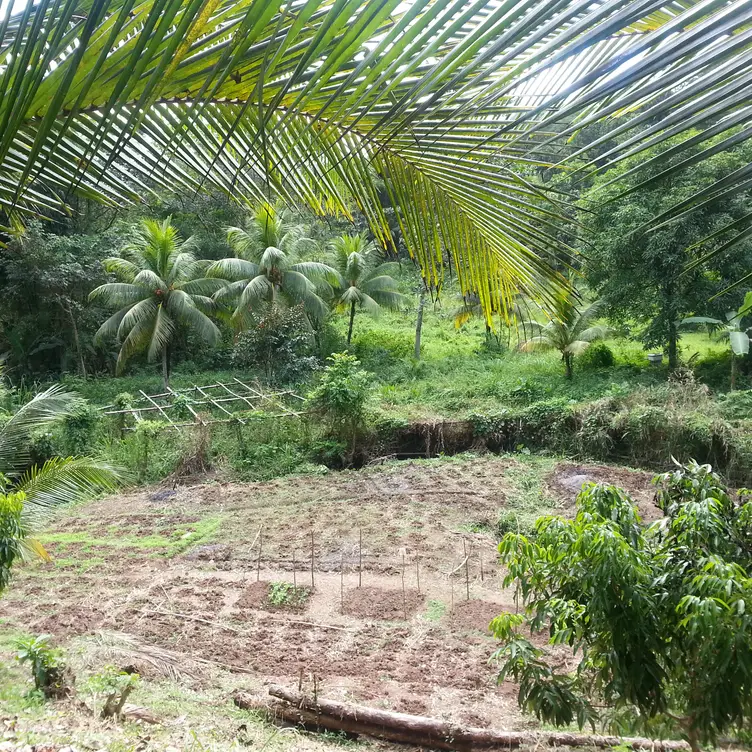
581;137;752;368
89;218;222;387
493;461;752;752
0;387;121;595
518;288;608;378
207;204;334;329
329;234;406;345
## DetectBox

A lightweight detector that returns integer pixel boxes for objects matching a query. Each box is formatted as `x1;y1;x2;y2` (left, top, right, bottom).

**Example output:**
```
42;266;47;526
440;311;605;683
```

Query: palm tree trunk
414;291;426;360
162;347;170;390
347;300;357;345
731;353;738;390
564;353;573;379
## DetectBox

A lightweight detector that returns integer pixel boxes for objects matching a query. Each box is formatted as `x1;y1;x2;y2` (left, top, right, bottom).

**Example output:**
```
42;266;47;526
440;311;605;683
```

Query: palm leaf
0;387;76;475
16;457;122;526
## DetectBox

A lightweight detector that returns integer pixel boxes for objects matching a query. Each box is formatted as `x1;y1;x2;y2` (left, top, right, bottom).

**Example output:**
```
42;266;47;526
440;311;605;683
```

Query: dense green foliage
492;461;752;750
582;139;752;368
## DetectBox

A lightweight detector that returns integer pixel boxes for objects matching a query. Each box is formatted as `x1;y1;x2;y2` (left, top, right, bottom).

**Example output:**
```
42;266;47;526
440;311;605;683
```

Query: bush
232;305;317;383
578;342;615;370
353;328;413;367
717;389;752;420
493;462;752;750
60;399;101;455
15;634;70;699
308;354;371;431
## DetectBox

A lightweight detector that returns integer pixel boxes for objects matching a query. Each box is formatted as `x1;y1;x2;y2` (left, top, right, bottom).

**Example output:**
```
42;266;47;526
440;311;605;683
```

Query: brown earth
0;456;657;734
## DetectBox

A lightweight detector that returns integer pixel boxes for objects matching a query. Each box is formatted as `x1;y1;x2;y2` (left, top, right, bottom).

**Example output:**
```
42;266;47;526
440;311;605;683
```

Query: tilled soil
0;456;657;730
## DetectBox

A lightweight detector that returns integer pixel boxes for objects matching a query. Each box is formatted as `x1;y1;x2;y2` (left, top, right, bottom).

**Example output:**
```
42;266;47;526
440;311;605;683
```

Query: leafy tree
518;289;608;378
581;137;752;369
682;291;752;389
0;387;121;595
329;234;406;345
493;461;752;752
0;223;116;378
89;218;222;387
208;204;334;329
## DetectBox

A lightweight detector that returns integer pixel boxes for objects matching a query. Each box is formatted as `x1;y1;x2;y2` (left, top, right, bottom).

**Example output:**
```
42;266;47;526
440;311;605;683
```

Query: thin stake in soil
340;554;344;614
450;574;454;615
358;527;363;588
292;549;297;588
480;549;484;582
416;556;420;594
310;530;315;589
257;527;263;582
463;538;470;601
401;551;407;621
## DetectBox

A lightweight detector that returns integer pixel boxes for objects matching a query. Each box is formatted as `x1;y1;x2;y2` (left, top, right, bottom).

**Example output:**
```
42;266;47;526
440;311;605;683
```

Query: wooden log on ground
232;686;690;751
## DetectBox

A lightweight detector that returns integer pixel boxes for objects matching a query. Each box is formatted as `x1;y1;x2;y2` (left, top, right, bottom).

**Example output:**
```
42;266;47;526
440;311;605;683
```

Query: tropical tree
518;291;608;378
682;291;752;389
493;461;752;752
329;234;406;345
8;2;752;324
0;387;121;595
89;218;222;387
207;204;334;329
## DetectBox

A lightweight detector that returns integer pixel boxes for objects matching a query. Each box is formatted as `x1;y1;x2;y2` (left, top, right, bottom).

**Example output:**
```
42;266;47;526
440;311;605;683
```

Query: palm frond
16;457;122;526
0;387;76;475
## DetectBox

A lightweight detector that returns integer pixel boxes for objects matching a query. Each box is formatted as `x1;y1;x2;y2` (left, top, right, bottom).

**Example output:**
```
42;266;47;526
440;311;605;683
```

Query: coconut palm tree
89;218;222;388
0;386;121;595
207;204;335;329
329;234;406;345
519;290;609;379
6;1;752;326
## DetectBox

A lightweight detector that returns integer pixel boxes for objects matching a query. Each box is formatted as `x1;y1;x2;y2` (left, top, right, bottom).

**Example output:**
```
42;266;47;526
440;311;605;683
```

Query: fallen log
232;686;690;752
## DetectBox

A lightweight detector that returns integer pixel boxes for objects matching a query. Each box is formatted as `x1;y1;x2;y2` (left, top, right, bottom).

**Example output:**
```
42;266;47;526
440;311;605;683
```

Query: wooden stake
292;549;297;588
340;554;344;614
450;575;454;615
358;527;363;588
415;556;420;594
298;667;303;692
463;539;470;600
479;549;484;582
310;530;315;589
401;551;407;620
257;527;263;582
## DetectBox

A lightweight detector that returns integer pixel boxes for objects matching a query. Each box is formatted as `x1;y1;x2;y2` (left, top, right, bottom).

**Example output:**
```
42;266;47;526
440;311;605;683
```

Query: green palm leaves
0;386;121;592
329;234;406;345
7;1;752;321
519;290;609;379
89;217;221;385
207;204;334;328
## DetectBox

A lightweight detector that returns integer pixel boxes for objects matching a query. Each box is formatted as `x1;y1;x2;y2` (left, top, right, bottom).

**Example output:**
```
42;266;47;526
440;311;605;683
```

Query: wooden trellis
101;378;305;432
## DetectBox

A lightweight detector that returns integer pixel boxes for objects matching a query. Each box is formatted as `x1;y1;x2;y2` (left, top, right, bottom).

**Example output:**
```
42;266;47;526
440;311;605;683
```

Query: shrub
307;353;372;453
353;329;413;366
60;399;101;455
15;634;70;699
492;461;752;751
232;305;317;383
717;389;752;420
578;342;615;370
0;492;26;595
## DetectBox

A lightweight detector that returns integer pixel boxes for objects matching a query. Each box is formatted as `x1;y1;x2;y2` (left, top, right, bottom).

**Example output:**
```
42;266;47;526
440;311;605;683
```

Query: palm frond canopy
4;0;752;319
211;203;334;325
89;217;220;371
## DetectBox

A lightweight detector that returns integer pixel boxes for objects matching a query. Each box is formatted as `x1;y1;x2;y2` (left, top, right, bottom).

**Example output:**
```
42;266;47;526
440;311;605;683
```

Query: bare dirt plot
0;456;657;743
